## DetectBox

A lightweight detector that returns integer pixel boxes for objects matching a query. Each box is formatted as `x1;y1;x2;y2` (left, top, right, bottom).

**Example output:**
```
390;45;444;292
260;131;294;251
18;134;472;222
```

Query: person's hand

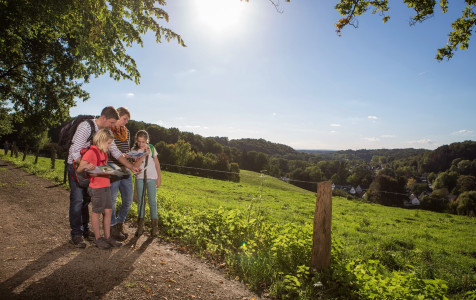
131;166;141;173
156;178;161;188
85;163;96;171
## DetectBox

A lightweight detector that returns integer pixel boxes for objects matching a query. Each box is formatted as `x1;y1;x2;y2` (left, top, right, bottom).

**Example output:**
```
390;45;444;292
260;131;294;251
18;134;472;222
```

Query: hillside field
1;153;475;299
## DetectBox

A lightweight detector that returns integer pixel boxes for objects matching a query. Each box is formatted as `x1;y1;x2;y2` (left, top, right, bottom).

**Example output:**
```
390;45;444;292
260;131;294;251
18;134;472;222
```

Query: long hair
133;130;149;150
93;129;114;152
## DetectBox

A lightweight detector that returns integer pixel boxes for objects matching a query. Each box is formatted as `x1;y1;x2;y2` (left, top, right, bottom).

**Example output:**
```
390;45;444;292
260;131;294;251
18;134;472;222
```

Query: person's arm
76;159;95;173
70;121;93;163
110;140;140;172
154;152;161;188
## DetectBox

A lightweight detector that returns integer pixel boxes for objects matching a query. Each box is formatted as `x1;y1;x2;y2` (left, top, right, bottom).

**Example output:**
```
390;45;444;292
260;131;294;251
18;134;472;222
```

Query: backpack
73;146;107;188
57;115;96;153
58;115;96;184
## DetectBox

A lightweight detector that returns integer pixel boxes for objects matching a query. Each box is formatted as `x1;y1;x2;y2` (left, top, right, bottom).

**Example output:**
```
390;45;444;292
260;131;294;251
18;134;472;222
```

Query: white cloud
155;120;166;127
330;123;341;127
127;93;135;97
272;112;277;116
453;129;473;135
364;137;379;142
381;134;396;138
330;130;336;134
368;115;378;120
181;125;209;130
409;139;434;145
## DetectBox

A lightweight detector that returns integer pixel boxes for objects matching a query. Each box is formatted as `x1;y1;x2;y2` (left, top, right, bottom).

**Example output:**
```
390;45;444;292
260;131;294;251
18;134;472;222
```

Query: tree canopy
268;0;475;61
0;0;184;130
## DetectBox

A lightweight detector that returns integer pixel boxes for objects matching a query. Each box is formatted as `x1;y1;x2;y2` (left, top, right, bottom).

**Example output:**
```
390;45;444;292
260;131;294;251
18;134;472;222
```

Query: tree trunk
51;148;56;169
10;142;15;157
34;146;40;164
22;145;29;161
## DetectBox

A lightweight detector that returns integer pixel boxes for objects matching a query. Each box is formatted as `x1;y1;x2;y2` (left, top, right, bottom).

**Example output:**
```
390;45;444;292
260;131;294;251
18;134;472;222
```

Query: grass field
1;153;475;299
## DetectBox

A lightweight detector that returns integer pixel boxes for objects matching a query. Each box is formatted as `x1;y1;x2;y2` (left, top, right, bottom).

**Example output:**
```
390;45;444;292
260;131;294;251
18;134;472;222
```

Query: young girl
133;130;162;237
76;129;122;249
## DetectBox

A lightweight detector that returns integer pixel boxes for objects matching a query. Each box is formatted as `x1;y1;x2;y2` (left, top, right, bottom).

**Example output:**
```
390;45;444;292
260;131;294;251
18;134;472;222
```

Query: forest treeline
2;117;475;216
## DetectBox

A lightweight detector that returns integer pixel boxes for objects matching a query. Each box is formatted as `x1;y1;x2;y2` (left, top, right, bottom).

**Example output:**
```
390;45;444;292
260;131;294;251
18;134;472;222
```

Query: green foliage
367;174;407;207
421;188;450;212
455;191;476;216
333;0;476;61
3;152;475;299
1;0;184;132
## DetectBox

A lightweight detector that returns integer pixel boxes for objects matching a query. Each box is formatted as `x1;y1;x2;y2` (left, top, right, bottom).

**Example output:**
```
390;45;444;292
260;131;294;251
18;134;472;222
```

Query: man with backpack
66;106;139;248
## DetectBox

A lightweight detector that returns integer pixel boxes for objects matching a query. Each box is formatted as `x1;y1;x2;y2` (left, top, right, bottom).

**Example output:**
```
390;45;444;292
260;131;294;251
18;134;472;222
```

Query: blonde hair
117;107;131;118
93;129;114;152
133;130;149;149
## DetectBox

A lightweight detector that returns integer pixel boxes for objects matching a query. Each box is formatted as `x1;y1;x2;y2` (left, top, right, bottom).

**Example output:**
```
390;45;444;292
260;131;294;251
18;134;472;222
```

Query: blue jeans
110;172;133;226
67;163;91;237
136;179;158;219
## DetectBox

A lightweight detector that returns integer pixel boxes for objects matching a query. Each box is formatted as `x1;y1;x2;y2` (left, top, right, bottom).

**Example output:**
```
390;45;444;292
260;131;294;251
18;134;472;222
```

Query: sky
70;0;476;151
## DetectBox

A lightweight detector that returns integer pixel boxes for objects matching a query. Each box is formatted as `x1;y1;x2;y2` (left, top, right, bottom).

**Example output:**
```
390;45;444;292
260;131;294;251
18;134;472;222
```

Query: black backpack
57;115;96;153
57;115;96;184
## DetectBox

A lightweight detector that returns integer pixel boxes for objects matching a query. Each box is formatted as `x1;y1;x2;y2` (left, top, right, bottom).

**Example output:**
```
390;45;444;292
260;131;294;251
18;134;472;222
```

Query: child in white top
133;130;161;237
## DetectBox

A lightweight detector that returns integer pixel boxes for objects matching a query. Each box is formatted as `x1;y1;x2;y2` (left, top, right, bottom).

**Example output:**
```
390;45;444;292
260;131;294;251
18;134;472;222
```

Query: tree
266;0;474;61
0;105;13;138
421;188;450;212
366;174;407;207
456;191;476;216
1;0;184;130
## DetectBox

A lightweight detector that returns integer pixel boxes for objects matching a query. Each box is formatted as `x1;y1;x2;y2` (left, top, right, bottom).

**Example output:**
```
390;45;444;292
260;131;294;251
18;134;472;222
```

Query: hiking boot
117;223;129;240
71;236;86;248
83;229;95;241
151;219;159;237
105;237;122;248
94;237;111;250
135;218;144;237
111;224;127;242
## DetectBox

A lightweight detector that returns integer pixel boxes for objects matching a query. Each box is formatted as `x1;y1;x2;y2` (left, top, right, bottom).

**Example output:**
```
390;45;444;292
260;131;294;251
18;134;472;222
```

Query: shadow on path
0;238;153;299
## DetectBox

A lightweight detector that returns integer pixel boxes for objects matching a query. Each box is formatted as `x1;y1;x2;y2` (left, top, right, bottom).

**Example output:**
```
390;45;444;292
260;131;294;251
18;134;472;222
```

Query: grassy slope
2;154;475;297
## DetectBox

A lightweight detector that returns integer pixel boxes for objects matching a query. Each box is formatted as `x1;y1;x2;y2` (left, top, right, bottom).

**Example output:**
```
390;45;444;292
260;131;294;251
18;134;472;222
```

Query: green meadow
2;153;475;299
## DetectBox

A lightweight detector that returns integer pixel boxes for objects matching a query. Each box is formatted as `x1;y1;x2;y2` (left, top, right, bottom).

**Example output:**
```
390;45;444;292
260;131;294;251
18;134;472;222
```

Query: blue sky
71;0;476;150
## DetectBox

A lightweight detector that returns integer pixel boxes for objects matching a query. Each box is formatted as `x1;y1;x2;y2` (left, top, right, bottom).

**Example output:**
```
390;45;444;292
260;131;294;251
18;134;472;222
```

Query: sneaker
105;237;122;248
83;229;95;241
94;237;112;250
71;236;86;248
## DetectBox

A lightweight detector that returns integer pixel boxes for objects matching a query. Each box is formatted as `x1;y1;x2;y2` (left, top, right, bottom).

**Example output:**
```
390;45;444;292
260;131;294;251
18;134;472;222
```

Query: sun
195;0;246;33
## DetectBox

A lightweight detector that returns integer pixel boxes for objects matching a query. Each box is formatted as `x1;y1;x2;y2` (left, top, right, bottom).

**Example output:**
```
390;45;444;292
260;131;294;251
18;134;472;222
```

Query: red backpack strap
89;146;107;166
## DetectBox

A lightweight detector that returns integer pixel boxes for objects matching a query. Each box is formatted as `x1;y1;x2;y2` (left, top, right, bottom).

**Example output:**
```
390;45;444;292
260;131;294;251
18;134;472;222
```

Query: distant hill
217;138;297;156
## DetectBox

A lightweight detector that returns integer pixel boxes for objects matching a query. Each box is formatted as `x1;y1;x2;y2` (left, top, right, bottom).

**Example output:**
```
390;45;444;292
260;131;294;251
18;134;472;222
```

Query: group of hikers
67;106;162;249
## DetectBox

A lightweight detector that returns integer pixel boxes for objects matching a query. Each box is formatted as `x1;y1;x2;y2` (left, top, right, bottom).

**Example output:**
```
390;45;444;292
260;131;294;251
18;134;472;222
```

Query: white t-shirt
135;145;159;180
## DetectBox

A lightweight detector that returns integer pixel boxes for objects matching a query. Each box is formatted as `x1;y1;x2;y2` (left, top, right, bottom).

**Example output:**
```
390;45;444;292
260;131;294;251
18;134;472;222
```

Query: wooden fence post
311;181;332;272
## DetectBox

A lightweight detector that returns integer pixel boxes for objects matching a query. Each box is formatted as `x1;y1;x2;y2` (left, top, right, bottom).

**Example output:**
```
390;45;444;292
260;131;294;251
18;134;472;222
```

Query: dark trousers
67;163;91;237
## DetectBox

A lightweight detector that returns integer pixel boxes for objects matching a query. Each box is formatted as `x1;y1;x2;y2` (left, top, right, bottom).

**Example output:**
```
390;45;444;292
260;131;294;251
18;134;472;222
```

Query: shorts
88;187;112;213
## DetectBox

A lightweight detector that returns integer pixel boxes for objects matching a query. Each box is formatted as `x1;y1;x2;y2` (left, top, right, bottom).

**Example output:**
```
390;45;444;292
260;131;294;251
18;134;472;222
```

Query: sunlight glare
196;0;245;33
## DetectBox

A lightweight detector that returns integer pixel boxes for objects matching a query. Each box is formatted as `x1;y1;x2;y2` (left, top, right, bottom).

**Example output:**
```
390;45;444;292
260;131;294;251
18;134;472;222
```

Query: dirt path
0;160;262;300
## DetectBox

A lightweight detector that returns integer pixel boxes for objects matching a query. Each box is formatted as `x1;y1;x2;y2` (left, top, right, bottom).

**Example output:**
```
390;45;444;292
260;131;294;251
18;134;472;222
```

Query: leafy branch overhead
0;0;185;129
335;0;475;61
266;0;475;61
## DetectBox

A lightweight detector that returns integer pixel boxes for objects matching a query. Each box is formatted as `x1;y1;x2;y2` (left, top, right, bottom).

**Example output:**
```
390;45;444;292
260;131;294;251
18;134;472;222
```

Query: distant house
280;177;289;183
350;187;356;195
407;193;420;206
355;185;363;194
411;197;420;206
331;183;335;190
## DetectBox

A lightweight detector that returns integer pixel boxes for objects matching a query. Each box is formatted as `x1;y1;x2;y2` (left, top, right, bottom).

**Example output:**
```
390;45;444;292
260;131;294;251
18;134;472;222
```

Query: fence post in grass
311;181;332;272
